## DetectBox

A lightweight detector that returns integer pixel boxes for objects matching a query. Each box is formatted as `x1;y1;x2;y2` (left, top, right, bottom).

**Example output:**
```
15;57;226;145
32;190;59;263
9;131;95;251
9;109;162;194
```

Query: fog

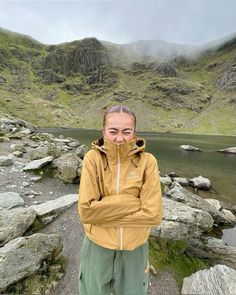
0;0;236;46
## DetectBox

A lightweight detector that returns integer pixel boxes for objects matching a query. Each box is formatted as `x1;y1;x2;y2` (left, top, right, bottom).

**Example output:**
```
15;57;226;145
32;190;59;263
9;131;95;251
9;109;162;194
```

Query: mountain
0;27;236;135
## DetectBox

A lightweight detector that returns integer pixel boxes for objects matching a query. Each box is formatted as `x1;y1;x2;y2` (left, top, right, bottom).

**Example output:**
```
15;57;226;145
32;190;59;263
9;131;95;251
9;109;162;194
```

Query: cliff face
0;27;236;135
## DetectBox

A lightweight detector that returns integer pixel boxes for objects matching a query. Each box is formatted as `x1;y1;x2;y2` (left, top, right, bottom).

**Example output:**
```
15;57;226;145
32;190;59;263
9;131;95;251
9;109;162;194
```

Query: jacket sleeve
78;151;141;224
98;154;163;228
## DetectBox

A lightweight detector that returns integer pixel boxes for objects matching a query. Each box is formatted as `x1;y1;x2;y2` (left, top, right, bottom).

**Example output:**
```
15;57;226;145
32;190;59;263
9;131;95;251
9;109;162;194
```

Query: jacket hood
91;137;146;161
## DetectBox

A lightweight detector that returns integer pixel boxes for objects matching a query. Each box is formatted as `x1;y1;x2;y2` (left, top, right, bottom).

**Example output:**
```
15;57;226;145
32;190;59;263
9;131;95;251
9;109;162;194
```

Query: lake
39;128;236;246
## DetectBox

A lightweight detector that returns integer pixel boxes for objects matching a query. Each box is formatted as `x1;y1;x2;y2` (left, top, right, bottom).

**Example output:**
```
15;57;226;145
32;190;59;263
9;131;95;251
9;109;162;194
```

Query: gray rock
0;136;10;142
221;209;236;224
151;198;213;240
29;146;50;160
205;198;222;211
0;156;13;166
67;141;80;148
160;175;172;187
52;153;80;183
187;237;236;270
0;207;36;246
75;144;89;159
165;184;233;225
31;194;77;222
172;177;188;186
23;156;54;171
30;176;42;182
180;145;201;151
52;138;71;143
182;264;236;295
12;150;23;157
10;143;26;153
0;233;63;293
0;192;25;209
189;175;211;190
218;147;236;154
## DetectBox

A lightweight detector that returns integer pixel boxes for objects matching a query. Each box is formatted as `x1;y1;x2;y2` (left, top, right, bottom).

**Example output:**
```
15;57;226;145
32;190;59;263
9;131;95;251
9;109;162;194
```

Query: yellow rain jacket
78;137;163;251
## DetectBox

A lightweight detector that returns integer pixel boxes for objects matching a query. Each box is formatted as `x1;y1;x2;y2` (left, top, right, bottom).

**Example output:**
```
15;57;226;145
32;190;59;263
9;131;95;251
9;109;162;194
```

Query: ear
102;128;105;137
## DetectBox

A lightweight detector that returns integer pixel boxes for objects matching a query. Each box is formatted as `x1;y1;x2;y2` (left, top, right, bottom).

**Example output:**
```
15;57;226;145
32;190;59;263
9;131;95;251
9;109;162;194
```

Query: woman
78;105;163;295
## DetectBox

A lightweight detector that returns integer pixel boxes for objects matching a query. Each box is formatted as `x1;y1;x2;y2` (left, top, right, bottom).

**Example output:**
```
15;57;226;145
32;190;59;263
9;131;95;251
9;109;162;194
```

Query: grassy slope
0;28;236;135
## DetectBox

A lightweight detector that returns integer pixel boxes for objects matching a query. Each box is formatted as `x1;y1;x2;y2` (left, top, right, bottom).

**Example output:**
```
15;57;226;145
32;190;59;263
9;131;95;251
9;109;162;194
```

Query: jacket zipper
116;145;123;250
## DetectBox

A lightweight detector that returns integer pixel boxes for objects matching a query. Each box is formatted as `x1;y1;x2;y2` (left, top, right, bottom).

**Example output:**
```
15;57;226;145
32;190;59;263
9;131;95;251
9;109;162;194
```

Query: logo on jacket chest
126;170;140;180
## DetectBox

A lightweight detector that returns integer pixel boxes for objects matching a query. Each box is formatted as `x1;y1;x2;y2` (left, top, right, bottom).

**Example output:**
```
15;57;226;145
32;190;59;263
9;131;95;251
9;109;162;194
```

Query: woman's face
103;112;136;143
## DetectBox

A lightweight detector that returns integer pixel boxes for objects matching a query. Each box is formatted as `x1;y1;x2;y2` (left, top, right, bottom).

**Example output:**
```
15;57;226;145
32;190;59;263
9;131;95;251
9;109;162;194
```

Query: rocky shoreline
0;114;236;294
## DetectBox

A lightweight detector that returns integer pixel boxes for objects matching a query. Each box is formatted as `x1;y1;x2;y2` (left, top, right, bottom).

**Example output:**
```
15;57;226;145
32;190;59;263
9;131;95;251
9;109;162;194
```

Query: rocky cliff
0;27;236;134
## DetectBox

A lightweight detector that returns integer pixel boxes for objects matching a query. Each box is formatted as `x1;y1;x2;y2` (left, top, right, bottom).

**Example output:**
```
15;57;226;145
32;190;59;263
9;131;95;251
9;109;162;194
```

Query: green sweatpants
78;236;149;295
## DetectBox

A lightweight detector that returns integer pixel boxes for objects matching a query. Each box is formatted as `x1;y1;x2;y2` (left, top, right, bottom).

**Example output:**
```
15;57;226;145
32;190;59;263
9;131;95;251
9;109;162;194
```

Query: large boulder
165;184;234;225
182;264;236;295
0;207;36;246
0;233;63;293
186;237;236;270
0;192;25;209
23;156;54;171
151;198;213;240
51;153;81;183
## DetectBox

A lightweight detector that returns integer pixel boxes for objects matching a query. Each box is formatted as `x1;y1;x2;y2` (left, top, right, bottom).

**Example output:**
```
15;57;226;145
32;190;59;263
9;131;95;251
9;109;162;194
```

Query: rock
205;198;222;211
12;150;23;157
218;147;236;154
154;62;177;77
151;198;213;240
0;156;13;166
0;233;63;293
0;136;10;142
0;192;25;209
221;209;236;223
75;144;89;159
216;64;236;91
172;177;188;186
181;264;236;295
77;158;83;178
189;175;211;190
186;237;236;270
10;143;26;153
67;141;80;148
180;145;201;151
30;176;42;182
0;207;36;246
160;175;172;187
165;184;233;225
22;181;30;187
30;194;78;225
52;138;71;143
51;153;80;183
23;156;54;171
29;146;50;160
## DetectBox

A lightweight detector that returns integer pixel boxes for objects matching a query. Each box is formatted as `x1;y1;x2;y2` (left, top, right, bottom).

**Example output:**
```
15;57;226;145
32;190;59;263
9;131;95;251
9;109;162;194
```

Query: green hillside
0;27;236;135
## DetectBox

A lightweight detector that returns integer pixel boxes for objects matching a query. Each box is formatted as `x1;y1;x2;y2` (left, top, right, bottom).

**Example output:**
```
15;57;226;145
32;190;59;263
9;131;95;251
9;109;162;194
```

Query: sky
0;0;236;45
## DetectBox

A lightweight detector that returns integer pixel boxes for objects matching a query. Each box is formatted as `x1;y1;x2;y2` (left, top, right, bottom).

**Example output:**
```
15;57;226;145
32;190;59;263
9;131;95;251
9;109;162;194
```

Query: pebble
22;181;30;187
30;176;42;182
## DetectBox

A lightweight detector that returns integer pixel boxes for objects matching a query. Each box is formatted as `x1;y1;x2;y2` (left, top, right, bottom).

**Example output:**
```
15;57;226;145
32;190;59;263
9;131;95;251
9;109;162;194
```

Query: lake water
39;128;236;246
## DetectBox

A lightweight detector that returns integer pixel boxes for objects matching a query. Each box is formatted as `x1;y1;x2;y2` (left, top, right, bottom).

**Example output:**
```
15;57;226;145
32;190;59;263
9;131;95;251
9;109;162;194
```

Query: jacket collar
92;137;146;161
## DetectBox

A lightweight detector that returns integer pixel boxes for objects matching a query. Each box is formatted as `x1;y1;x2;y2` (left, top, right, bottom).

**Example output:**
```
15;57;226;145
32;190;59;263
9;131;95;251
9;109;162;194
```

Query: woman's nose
116;135;124;143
